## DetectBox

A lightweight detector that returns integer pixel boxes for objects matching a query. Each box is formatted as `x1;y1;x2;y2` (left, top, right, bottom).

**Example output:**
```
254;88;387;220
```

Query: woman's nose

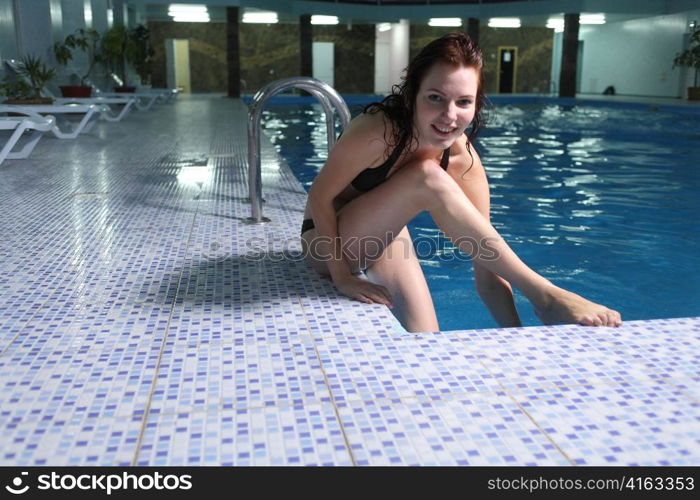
442;102;457;120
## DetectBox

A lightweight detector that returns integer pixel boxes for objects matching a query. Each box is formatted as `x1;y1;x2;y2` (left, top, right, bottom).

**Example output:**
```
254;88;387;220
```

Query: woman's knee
400;158;459;197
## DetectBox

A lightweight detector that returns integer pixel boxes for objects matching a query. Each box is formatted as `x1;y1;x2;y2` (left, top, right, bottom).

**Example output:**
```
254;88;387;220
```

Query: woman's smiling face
413;62;479;151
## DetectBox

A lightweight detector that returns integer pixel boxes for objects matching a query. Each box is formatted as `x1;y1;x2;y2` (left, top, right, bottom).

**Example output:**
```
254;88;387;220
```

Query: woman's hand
333;274;393;308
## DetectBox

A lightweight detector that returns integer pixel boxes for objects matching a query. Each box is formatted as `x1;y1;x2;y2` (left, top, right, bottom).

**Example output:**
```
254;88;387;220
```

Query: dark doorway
498;47;517;93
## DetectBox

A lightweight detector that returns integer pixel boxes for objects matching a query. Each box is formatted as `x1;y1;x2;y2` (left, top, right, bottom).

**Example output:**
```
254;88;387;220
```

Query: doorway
165;39;191;93
312;42;334;87
497;46;518;93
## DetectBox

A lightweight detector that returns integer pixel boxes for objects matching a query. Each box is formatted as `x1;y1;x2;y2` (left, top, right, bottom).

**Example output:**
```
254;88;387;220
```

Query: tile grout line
129;194;202;466
594;331;700;406
297;295;358;466
0;302;56;357
456;339;576;465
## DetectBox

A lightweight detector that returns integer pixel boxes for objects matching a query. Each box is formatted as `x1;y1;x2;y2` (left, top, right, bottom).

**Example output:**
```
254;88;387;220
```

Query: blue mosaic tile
0;343;158;427
149;340;331;413
137;405;352;466
315;332;502;403
0;415;142;466
336;393;569;465
514;381;700;465
0;95;698;466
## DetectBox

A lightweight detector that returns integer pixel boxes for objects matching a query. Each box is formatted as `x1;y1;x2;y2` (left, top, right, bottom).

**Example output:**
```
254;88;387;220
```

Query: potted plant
101;25;138;92
1;55;55;104
674;25;700;100
130;24;154;87
53;28;101;97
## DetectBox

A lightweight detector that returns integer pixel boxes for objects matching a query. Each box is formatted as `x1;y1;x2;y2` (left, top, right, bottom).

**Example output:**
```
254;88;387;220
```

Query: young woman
300;32;621;332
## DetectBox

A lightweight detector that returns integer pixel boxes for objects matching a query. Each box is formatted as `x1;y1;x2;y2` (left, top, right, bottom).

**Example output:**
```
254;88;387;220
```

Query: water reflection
261;101;700;327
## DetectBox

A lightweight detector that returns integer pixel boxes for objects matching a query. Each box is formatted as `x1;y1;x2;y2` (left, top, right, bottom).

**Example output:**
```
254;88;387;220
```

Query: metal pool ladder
246;77;351;224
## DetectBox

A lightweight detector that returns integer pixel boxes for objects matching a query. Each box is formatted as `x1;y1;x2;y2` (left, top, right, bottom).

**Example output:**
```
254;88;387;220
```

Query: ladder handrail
246;77;351;223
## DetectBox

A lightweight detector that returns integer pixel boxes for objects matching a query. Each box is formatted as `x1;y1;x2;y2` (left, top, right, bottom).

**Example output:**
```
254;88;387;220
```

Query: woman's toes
604;311;615;326
614;311;622;326
598;312;611;326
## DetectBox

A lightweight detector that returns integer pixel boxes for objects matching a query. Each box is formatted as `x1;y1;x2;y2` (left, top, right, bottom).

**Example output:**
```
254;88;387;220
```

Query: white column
14;0;52;58
374;19;409;95
390;19;409;90
374;25;390;94
90;0;109;33
550;31;562;95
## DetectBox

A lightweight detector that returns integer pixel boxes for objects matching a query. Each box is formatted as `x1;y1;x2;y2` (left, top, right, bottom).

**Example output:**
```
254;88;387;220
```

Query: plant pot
114;86;136;93
2;97;55;105
59;85;92;98
688;87;700;101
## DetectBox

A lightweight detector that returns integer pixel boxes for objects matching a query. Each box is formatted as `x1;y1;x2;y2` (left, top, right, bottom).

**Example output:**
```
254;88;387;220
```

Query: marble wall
148;22;551;95
149;21;227;92
311;24;374;94
148;21;375;94
411;26;553;94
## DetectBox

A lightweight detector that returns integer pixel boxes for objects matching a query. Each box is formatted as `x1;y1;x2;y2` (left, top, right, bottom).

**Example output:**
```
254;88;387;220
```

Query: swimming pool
258;97;700;330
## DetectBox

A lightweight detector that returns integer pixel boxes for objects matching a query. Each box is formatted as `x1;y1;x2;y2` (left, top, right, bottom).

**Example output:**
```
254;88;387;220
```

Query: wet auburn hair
364;32;485;165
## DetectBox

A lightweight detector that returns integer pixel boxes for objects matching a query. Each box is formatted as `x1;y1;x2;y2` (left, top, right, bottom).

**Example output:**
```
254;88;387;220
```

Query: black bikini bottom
301;218;315;235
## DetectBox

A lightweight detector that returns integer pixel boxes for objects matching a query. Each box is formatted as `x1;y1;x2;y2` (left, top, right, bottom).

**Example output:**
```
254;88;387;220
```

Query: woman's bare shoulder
448;134;487;181
344;110;391;143
308;110;392;199
450;134;482;163
332;110;392;165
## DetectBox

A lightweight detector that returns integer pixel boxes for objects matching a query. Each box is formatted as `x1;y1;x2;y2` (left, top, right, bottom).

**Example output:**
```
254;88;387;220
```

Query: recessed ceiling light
546;18;564;32
168;4;209;22
242;11;278;24
488;18;521;28
580;13;606;25
311;15;339;25
428;18;462;27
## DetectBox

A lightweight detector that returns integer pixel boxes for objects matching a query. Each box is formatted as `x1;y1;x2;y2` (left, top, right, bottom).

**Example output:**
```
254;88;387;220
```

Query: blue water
259;98;700;330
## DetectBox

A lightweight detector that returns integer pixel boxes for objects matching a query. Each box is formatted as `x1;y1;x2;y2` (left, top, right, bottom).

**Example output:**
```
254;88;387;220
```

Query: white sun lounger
0;115;55;165
0;104;101;139
90;86;159;111
53;96;136;122
108;72;179;103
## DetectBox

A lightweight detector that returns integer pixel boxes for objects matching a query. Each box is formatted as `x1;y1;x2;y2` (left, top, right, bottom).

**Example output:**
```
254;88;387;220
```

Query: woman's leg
334;158;621;327
363;226;439;332
302;225;439;332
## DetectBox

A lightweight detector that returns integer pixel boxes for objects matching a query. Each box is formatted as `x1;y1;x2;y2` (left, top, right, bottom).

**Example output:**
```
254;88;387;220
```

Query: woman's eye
428;94;442;102
458;99;473;107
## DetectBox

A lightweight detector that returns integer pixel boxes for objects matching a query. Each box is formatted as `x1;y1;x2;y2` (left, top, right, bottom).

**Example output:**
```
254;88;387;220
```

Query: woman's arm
448;139;522;328
307;113;394;306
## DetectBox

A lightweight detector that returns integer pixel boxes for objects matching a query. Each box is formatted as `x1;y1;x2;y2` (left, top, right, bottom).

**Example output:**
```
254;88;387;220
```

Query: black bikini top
350;142;451;192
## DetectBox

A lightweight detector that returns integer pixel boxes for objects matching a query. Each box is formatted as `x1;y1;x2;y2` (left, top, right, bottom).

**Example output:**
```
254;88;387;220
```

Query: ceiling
137;0;699;26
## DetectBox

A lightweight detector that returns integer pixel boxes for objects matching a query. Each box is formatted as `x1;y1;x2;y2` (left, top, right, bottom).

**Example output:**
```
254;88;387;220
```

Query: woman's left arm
449;140;523;328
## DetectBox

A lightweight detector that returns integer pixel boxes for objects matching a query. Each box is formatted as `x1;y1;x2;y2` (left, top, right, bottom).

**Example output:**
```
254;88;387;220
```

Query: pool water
260;99;700;330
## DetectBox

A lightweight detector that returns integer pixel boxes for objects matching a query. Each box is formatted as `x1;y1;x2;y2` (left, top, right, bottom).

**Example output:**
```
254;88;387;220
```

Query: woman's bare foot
533;285;622;327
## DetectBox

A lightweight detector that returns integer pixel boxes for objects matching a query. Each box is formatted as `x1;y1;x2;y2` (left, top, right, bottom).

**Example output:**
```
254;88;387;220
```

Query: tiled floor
0;94;698;466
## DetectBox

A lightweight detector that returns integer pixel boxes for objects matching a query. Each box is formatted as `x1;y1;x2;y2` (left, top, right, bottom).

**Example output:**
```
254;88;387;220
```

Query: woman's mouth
431;124;456;137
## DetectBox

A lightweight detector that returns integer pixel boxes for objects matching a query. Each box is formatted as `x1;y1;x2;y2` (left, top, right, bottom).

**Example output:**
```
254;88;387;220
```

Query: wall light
428;18;462;27
168;4;209;23
242;11;278;24
546;18;564;32
580;14;606;25
311;15;338;25
488;18;521;28
377;23;391;32
547;13;606;30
